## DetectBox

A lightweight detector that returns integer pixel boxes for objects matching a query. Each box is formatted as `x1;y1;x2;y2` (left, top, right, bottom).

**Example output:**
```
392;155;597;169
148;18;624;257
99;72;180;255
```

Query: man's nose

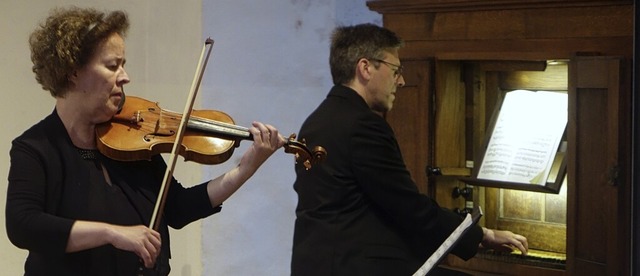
396;75;405;87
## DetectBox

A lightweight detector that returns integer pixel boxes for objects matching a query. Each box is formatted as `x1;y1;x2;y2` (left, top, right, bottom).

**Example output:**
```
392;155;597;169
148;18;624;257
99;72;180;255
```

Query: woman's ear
68;70;78;85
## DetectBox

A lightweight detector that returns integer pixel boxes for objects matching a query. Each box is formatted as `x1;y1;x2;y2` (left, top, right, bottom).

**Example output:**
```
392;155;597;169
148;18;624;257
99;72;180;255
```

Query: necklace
76;148;99;160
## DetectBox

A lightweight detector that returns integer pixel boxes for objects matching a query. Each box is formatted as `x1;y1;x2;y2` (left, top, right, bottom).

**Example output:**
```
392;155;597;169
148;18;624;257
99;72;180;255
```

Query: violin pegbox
284;134;326;170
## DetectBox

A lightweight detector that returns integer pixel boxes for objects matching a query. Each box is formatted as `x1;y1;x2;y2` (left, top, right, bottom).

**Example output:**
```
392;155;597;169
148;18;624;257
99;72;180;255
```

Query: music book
413;207;483;276
477;90;567;185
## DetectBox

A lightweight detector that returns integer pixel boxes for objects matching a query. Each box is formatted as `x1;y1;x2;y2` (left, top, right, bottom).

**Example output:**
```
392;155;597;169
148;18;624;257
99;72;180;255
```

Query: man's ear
355;58;372;81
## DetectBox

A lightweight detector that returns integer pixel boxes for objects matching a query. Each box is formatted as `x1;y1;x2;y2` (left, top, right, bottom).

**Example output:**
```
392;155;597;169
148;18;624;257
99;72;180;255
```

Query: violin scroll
285;134;326;170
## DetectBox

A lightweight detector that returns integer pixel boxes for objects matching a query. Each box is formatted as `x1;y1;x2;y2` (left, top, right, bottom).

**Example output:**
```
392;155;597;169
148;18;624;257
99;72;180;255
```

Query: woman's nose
119;68;130;84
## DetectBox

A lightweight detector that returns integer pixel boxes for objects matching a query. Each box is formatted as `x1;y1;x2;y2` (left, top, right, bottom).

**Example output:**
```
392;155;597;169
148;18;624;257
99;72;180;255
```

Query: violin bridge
129;111;143;123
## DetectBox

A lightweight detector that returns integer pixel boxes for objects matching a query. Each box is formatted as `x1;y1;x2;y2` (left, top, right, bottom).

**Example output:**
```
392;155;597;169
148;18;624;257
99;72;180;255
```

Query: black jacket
6;109;220;275
291;85;483;276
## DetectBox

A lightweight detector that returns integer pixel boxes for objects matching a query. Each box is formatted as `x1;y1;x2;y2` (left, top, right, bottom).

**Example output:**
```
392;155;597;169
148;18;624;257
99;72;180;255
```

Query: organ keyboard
475;249;566;270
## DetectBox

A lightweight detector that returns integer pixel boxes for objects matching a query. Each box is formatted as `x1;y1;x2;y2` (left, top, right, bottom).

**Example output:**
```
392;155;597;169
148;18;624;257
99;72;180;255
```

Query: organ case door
567;56;630;276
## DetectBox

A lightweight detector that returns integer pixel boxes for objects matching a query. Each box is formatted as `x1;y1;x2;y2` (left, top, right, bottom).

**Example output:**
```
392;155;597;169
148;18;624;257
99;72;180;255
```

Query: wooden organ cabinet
367;1;633;275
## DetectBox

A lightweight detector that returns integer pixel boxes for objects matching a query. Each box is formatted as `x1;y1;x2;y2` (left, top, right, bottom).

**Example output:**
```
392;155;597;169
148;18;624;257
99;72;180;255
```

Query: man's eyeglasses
371;59;403;79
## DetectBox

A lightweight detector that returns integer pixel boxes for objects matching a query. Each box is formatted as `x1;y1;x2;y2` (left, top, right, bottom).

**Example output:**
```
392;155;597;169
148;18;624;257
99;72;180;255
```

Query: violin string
192;116;249;132
155;110;246;130
189;117;250;139
157;110;251;138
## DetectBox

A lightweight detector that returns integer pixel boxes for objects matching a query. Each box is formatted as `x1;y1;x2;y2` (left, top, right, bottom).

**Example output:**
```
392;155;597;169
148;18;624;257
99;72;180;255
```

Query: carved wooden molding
367;0;632;14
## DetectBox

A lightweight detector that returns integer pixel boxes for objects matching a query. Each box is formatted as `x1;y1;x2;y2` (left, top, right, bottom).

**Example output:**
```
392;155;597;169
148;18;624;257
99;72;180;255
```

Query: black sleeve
6;139;74;256
351;114;482;260
149;155;221;229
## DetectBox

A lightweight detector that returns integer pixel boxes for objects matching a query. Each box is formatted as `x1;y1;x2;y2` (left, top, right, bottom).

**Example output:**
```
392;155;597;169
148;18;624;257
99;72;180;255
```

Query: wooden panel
430;61;470;210
545;181;568;224
500;63;568;91
502;190;543;220
485;187;568;253
479;60;547;72
385;60;432;194
444;254;566;276
382;6;632;41
572;87;609;274
368;0;632;14
567;57;629;276
385;4;634;61
381;3;634;60
434;61;466;168
399;37;633;60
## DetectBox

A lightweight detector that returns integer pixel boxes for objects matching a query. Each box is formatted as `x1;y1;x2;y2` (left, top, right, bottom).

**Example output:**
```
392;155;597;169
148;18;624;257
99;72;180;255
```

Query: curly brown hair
29;6;129;97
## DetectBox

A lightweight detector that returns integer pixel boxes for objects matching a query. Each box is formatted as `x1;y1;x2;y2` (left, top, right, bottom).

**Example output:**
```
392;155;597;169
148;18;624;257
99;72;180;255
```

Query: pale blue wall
199;0;380;275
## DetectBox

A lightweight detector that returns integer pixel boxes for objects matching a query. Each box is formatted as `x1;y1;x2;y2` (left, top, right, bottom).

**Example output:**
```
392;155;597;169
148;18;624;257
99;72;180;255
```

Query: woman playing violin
5;7;285;276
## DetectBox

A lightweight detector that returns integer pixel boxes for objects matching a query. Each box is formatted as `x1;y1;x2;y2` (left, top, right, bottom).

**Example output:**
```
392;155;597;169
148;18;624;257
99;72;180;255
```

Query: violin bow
149;38;214;231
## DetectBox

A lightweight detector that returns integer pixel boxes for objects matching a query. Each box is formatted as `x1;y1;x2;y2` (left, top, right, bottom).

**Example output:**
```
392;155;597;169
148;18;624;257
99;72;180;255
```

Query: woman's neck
56;97;97;149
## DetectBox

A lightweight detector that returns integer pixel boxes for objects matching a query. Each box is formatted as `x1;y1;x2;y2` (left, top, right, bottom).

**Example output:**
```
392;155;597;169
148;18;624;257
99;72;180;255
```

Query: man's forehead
381;49;400;61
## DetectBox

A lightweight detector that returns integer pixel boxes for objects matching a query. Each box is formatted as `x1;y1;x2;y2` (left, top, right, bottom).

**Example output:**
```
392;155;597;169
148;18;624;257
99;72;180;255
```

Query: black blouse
6;110;221;276
55;149;144;275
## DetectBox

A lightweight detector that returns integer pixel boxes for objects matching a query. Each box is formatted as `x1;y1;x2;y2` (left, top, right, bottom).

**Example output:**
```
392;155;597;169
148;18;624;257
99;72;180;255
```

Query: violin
103;39;323;274
95;95;326;169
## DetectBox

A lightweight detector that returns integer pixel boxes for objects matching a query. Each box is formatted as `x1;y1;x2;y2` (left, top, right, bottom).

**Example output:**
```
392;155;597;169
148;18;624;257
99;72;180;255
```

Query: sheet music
477;90;567;185
413;207;482;276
